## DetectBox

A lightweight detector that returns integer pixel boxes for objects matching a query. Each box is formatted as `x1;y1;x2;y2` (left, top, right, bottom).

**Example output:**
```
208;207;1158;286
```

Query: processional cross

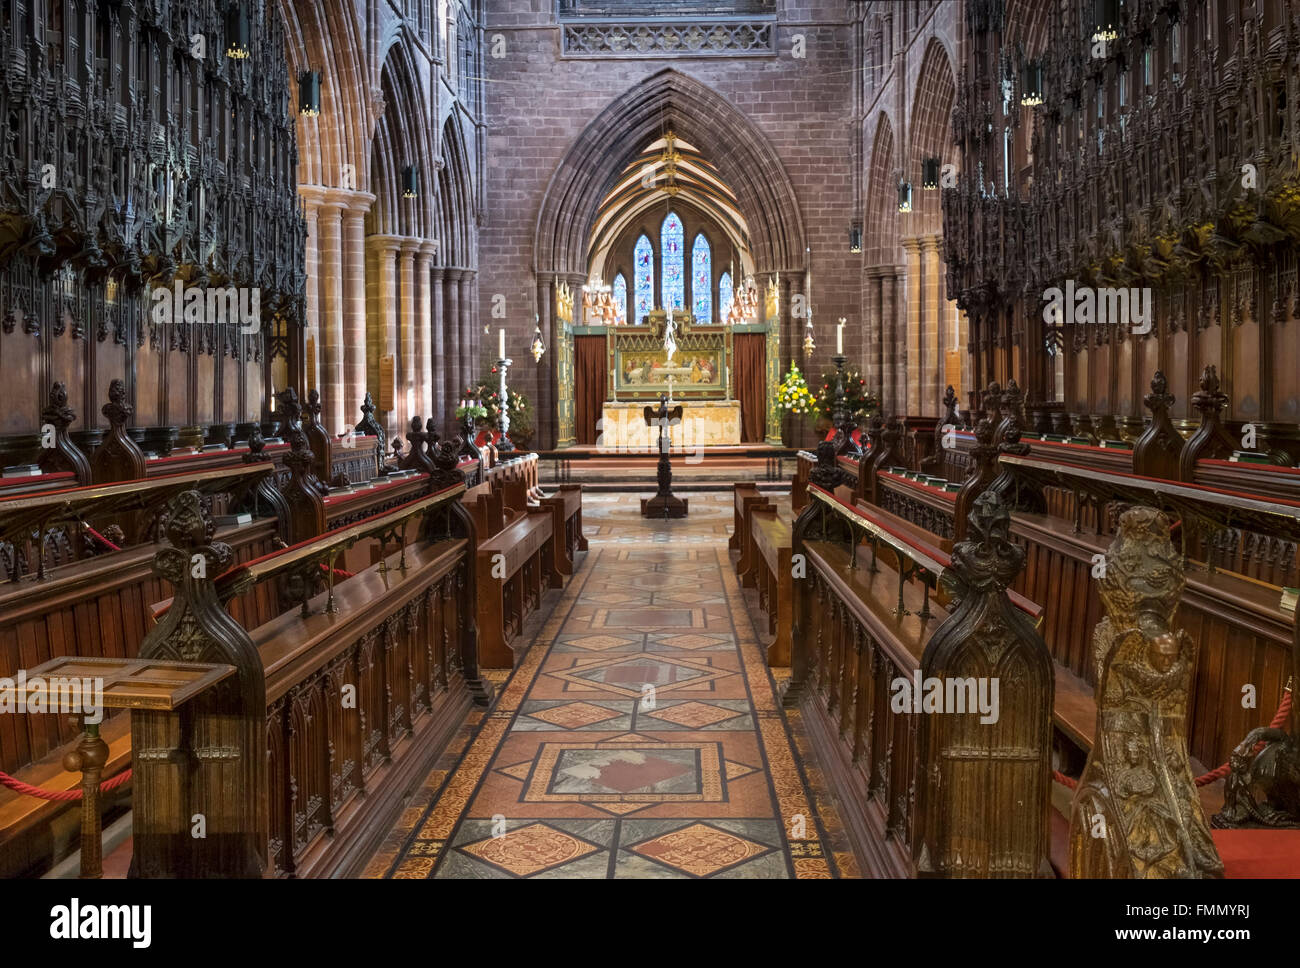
639;392;688;518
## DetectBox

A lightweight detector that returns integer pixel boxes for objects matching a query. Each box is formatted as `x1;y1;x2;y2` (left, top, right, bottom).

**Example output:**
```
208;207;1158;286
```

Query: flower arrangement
465;371;535;448
815;366;880;423
776;362;818;416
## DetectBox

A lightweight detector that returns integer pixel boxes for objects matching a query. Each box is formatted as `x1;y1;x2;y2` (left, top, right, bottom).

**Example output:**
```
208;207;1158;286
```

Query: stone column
399;240;419;432
341;194;374;429
902;237;923;417
417;242;437;424
313;198;345;431
881;270;900;416
368;235;401;439
536;273;554;449
298;189;322;396
432;268;448;431
459;271;476;394
445;269;463;403
923;235;943;415
865;267;884;401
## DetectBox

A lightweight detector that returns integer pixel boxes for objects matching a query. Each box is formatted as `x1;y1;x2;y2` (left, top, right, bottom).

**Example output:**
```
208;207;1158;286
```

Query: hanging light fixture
1020;59;1043;106
848;222;863;253
402;164;419;198
802;319;816;358
225;2;251;60
898;181;913;213
1092;0;1120;43
921;158;941;190
531;317;545;362
299;70;321;117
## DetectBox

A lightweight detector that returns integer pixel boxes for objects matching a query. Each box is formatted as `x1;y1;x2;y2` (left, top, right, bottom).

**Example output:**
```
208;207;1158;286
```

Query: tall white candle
498;328;505;359
836;320;844;355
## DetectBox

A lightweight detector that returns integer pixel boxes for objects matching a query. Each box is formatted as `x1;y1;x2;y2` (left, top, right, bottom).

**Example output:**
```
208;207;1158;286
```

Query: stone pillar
399;240;419;432
369;235;401;439
536;274;554;449
417;243;437;425
341;195;374;428
299;193;321;396
865;267;884;401
432;268;448;431
902;237;923;417
445;269;463;403
881;271;900;416
314;199;345;431
924;235;943;415
459;271;476;394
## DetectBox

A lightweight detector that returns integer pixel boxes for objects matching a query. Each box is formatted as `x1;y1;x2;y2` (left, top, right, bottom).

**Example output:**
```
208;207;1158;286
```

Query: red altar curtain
732;333;767;443
574;335;607;445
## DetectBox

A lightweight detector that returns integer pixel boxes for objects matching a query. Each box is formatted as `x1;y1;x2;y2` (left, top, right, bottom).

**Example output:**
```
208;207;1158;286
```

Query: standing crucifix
640;392;688;518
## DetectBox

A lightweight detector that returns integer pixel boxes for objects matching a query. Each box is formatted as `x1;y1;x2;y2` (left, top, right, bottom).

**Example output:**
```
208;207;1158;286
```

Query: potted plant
776;362;818;445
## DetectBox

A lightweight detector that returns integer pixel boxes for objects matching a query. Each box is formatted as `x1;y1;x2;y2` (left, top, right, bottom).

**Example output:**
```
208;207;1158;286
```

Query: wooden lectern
640;394;688;518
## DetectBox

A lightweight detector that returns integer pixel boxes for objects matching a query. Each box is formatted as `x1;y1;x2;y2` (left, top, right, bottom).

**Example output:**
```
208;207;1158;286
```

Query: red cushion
824;428;835;442
1212;829;1300;877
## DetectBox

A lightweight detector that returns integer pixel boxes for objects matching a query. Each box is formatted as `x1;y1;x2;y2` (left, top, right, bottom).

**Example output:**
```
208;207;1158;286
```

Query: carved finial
951;491;1024;592
1198;364;1221;396
282;427;314;473
306;388;322;417
809;440;845;490
275;387;302;426
41;382;75;428
102;378;132;428
1146;370;1174;411
360;392;376;417
242;426;270;464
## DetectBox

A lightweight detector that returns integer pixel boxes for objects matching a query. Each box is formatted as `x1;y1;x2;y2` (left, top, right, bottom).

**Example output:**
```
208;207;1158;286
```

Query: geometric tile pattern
364;492;853;878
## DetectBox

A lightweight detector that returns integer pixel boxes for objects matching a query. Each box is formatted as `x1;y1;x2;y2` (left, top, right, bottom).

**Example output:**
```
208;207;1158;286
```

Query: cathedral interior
1;0;1299;907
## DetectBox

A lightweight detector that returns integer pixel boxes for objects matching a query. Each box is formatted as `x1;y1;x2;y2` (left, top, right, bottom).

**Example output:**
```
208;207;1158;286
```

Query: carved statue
1215;700;1300;828
1069;507;1223;879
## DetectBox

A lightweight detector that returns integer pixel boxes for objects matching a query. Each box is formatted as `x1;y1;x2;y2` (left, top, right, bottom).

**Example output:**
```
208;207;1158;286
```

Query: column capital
299;185;376;214
398;238;421;257
900;236;924;253
417;240;439;259
443;267;466;283
367;233;405;255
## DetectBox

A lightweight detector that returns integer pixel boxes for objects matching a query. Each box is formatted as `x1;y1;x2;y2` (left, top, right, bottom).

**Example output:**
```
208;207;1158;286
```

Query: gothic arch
865;112;897;266
279;0;372;190
369;35;435;237
909;38;957;228
438;115;477;270
534;68;805;278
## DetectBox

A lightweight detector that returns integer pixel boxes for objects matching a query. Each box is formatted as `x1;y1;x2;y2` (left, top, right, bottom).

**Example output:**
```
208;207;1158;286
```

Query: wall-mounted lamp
402;165;419;198
1020;60;1043;106
225;2;251;60
921;158;941;190
898;181;913;213
299;70;321;117
848;222;863;253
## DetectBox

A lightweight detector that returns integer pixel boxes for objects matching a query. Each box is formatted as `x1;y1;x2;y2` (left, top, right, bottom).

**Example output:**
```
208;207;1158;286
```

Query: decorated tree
815;365;880;423
465;366;535;448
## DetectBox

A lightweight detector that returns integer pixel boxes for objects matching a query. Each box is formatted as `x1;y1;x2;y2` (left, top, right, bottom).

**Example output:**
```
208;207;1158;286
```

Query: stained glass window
612;273;627;324
691;233;712;321
718;271;733;322
633;234;653;324
661;211;684;312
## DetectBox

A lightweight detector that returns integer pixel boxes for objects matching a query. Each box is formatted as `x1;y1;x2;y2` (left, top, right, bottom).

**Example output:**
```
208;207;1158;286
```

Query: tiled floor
363;491;856;879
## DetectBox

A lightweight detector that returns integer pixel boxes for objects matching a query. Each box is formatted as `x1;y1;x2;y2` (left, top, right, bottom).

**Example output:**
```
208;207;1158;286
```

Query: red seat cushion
1212;828;1300;877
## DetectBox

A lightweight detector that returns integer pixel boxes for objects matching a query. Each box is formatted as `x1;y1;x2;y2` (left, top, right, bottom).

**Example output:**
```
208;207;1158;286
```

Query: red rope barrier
1051;686;1293;792
0;769;132;801
81;523;122;552
320;563;355;579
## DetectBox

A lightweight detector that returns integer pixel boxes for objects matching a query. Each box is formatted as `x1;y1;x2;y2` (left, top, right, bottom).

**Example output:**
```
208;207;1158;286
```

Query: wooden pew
749;506;792;665
731;482;767;552
542;484;587;576
474;499;559;668
124;481;487;878
788;484;1054;878
732;484;773;588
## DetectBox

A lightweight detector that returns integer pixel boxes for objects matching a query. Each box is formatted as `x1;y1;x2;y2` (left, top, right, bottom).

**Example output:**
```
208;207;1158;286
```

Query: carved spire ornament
90;378;146;483
1068;508;1224;879
36;382;91;483
1132;370;1184;480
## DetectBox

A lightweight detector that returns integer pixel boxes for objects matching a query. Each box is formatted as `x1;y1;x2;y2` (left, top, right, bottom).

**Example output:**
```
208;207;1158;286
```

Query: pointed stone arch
534;68;805;278
909;38;957;229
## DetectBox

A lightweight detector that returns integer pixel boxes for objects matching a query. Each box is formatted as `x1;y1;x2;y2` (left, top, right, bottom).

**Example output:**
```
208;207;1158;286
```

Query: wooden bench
732;484;773;588
542;484;587;576
475;504;559;668
749;507;792;665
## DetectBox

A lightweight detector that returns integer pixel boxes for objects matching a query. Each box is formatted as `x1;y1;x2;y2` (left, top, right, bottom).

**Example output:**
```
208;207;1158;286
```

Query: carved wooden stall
788;484;1053;877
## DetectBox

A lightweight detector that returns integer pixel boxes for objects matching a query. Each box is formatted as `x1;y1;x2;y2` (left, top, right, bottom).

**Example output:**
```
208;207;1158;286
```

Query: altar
600;400;742;450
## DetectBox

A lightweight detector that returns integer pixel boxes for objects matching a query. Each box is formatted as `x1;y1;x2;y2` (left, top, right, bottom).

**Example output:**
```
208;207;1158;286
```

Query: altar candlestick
498;328;505;359
836;318;845;355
